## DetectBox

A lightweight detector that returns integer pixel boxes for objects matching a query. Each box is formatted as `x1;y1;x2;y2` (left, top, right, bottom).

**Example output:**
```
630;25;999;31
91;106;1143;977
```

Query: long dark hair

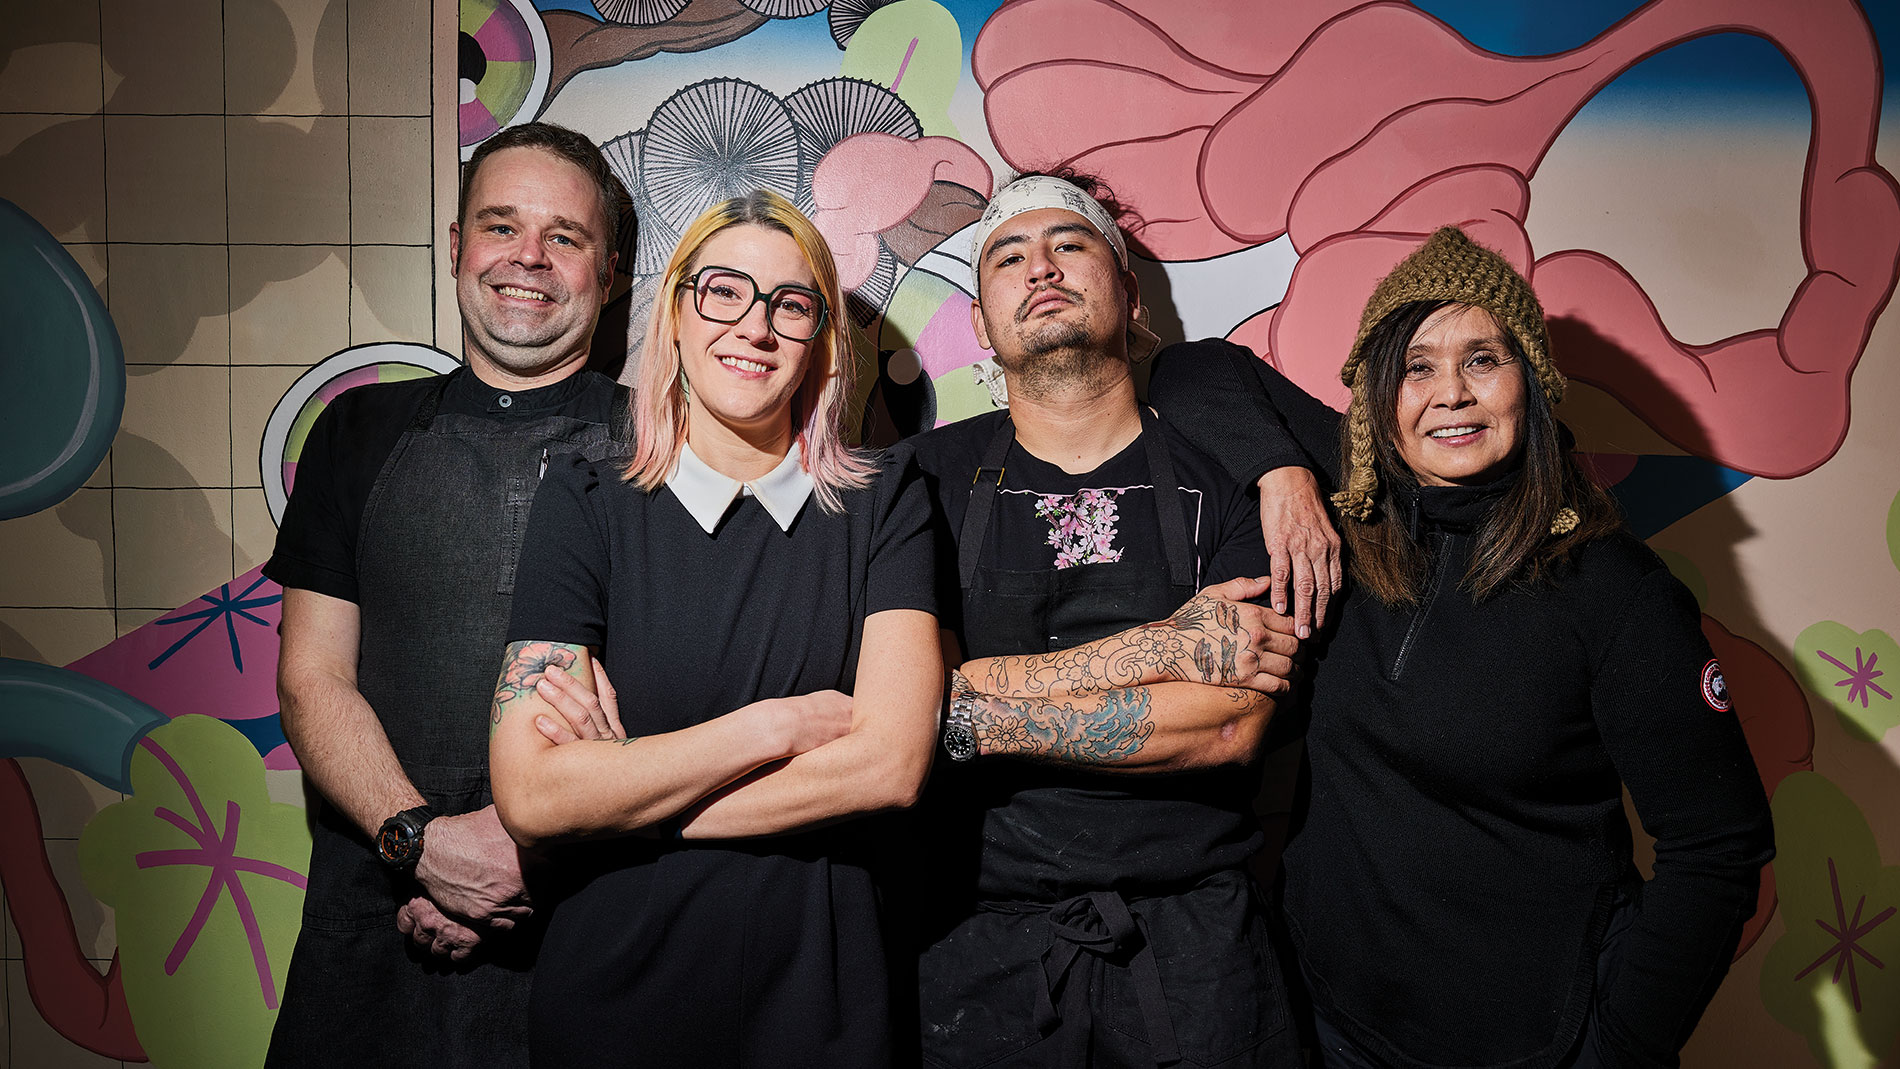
1340;300;1621;605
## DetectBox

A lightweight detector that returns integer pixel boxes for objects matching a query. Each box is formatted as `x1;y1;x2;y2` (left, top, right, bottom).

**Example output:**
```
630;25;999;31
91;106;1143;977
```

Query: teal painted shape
1609;454;1753;538
0;658;167;793
0;198;126;520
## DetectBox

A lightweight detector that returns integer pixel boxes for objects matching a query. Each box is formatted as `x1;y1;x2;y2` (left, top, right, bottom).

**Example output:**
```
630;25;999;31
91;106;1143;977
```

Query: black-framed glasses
679;267;828;342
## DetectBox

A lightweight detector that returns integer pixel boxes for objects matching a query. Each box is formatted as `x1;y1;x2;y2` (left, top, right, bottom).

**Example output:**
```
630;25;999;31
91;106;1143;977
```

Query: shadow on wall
0;0;432;363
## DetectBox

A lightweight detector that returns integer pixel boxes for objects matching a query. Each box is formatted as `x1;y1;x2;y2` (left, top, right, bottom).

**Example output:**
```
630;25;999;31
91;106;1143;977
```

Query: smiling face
1392;303;1529;487
971;207;1137;394
449;146;614;386
675;224;819;453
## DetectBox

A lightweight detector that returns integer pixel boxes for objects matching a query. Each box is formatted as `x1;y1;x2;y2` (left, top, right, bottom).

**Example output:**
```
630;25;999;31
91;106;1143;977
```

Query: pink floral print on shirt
1035;488;1125;568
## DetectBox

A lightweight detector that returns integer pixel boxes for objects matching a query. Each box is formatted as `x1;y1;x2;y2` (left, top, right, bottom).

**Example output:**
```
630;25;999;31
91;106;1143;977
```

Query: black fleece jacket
1150;339;1775;1069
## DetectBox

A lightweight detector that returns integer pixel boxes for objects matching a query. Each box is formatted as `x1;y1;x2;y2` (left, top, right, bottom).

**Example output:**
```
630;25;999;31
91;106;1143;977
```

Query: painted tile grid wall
0;0;450;1063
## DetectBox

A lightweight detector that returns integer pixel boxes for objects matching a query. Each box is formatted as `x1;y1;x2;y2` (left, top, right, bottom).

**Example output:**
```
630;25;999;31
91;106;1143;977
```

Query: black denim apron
268;374;626;1068
919;410;1293;1068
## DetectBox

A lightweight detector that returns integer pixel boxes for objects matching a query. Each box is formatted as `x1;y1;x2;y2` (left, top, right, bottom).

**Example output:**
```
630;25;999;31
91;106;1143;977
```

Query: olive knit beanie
1330;226;1574;532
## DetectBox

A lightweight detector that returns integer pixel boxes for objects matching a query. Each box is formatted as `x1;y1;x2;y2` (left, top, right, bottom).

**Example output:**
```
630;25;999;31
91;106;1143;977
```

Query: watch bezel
943;723;979;762
376;806;434;870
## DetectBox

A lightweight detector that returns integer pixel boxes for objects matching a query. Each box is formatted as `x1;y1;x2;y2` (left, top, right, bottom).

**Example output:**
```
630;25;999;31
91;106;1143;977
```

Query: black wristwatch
943;671;978;762
375;805;435;872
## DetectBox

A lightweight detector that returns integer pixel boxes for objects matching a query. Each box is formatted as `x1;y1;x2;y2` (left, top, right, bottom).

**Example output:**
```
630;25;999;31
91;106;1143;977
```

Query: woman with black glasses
488;190;942;1066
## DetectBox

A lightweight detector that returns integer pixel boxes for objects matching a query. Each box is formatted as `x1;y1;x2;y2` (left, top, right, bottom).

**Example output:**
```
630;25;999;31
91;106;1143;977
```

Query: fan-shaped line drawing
606;129;682;276
602;129;671;276
829;0;896;50
592;0;692;25
640;79;803;234
847;240;899;326
740;0;830;19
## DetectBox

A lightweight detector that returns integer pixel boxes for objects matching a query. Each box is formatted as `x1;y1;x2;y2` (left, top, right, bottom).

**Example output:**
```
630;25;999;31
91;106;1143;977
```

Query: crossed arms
487;608;942;848
944;575;1301;771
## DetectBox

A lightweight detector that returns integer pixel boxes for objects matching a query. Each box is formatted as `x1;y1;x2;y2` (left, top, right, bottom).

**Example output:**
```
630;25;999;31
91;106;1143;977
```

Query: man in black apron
905;174;1305;1067
262;123;629;1067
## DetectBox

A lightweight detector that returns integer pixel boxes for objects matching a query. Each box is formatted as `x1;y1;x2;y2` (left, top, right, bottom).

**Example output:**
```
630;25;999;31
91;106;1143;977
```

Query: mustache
1015;284;1081;322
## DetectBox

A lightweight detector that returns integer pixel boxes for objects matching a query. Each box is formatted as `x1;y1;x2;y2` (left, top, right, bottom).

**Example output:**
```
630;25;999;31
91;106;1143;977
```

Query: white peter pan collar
666;441;814;534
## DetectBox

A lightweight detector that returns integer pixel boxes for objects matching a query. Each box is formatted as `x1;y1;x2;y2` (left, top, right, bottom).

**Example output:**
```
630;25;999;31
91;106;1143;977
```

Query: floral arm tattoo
962;683;1158;765
489;640;582;737
974;593;1249;699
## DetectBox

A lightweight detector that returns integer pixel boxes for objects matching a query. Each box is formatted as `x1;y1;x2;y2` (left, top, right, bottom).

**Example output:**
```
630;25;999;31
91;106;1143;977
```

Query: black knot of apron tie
1037;891;1181;1066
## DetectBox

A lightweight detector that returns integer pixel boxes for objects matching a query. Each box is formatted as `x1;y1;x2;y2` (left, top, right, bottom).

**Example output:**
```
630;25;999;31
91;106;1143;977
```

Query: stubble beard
460;275;593;379
992;308;1123;401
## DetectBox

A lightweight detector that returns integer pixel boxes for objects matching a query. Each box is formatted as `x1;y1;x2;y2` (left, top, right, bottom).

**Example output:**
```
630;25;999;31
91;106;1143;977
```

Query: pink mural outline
973;0;1900;478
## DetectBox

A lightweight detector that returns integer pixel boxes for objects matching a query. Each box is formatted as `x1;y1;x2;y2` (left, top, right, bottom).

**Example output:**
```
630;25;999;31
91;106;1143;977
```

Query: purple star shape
1815;646;1892;710
1793;856;1894;1013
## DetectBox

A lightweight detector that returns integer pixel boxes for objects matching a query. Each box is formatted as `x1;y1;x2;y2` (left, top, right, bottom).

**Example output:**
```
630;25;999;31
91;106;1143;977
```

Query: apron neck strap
410;370;455;430
1138;407;1195;590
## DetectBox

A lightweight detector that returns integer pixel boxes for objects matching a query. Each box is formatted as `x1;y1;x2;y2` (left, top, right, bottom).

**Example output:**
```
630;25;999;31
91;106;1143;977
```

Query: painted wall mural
1;0;1897;1064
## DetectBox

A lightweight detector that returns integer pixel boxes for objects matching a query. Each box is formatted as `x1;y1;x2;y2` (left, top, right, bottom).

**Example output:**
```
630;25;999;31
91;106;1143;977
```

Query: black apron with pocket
268;374;627;1068
917;411;1296;1068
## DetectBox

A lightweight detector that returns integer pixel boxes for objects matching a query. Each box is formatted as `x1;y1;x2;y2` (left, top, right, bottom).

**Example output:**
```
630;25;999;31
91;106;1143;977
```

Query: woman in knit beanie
1332;226;1618;604
1147;226;1774;1069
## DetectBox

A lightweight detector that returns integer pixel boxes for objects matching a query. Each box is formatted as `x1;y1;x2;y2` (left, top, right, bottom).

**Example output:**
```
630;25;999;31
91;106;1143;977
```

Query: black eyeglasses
679;267;828;342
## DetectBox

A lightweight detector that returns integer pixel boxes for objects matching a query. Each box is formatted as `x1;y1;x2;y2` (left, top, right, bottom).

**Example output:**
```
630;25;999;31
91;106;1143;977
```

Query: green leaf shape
841;0;963;138
1793;622;1899;743
79;715;312;1069
1761;771;1900;1067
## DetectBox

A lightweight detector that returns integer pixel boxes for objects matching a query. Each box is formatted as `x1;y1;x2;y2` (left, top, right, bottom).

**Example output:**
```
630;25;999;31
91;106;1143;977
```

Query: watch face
944;726;978;762
376;823;413;863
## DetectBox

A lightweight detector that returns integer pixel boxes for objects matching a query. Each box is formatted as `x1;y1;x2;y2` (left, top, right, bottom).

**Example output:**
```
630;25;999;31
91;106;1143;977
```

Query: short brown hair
458;123;630;278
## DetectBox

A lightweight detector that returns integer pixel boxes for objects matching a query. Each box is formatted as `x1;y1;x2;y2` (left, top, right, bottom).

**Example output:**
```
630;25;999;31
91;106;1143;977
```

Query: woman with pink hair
488;190;942;1066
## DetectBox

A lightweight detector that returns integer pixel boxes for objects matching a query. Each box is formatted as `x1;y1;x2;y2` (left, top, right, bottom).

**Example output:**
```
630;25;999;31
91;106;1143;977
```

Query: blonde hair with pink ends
625;189;872;512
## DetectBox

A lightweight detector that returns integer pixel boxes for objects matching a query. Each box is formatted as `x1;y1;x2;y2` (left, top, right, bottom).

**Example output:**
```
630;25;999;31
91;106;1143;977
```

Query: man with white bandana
903;173;1305;1067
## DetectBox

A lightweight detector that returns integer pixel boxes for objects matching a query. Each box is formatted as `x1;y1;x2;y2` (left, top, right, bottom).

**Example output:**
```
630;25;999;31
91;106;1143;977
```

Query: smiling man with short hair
263;122;628;1068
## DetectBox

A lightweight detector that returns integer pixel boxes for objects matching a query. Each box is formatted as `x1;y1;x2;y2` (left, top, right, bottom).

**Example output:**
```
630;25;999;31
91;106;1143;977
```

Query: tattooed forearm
489;640;583;736
966;688;1157;765
969;593;1257;699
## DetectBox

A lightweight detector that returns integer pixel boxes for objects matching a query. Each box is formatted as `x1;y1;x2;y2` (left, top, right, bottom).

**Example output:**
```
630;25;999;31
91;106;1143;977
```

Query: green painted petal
842;1;963;139
932;363;1002;424
79;716;313;1069
1794;622;1900;742
1760;771;1900;1066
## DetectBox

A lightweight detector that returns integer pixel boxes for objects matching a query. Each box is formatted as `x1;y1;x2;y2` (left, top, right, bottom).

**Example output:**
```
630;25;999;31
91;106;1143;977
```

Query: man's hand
412;805;533;928
396;896;482;962
1152;576;1299;695
1257;466;1343;638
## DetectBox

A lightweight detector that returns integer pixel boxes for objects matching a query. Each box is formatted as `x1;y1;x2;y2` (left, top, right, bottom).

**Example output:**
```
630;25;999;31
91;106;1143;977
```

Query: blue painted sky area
531;0;996;62
1414;0;1899;110
533;1;1895;109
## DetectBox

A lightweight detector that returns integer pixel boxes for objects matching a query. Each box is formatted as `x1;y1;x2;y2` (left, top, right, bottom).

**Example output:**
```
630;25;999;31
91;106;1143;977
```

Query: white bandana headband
966;175;1160;362
970;175;1130;280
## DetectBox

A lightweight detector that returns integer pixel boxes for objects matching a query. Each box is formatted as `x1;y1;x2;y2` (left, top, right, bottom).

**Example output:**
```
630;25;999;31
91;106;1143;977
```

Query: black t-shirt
913;408;1268;641
503;449;936;1064
909;409;1270;899
264;366;620;601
